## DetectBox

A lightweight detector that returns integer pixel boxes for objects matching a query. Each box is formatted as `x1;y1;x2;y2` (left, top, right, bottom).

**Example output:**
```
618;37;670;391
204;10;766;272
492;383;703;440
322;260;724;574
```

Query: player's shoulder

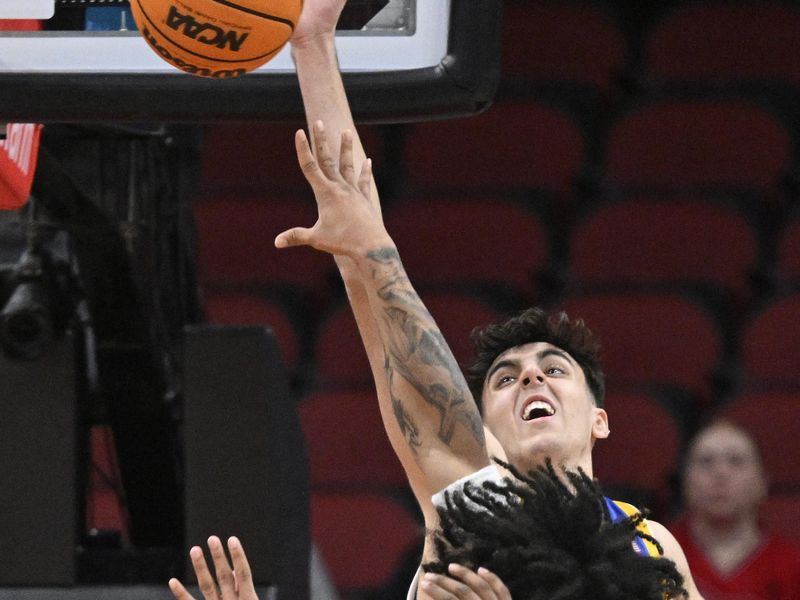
646;520;681;553
647;520;705;600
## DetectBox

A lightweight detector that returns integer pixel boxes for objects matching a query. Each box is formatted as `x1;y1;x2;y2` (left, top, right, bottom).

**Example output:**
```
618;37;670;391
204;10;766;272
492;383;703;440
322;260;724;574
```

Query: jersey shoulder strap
605;498;661;557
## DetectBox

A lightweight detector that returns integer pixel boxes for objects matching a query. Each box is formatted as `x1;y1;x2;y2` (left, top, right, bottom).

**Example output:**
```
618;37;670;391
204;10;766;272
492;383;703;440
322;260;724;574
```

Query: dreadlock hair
466;308;605;410
423;460;687;600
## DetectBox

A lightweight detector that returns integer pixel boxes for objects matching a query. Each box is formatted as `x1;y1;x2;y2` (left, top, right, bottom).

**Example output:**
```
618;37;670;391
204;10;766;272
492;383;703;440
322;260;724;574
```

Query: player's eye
544;365;566;375
496;374;515;386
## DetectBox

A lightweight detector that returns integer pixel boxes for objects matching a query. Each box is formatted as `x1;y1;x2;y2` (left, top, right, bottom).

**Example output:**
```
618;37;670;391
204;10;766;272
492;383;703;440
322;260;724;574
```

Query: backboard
0;0;503;122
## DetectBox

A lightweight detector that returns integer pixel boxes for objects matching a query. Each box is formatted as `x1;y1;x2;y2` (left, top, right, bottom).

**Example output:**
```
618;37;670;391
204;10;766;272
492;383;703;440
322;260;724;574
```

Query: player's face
683;423;767;521
480;342;609;474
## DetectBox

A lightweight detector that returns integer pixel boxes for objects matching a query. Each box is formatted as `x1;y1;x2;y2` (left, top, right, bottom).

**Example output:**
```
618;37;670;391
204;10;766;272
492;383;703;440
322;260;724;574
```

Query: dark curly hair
466;307;605;409
424;460;687;600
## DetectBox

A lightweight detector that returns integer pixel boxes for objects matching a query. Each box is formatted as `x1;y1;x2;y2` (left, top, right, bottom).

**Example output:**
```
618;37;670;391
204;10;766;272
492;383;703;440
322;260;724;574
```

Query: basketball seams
209;0;297;30
133;0;294;65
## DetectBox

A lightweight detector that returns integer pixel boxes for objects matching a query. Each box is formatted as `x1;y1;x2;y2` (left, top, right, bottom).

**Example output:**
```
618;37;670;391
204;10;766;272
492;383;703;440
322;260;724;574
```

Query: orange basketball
130;0;303;78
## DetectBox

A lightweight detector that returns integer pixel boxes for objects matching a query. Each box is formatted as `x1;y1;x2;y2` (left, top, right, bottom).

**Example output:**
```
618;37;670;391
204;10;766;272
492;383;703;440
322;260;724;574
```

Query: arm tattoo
386;356;422;452
367;248;484;453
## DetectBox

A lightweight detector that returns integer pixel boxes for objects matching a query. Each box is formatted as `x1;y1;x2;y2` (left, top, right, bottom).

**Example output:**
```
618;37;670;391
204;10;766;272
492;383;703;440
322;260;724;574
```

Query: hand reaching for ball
292;0;347;48
275;121;392;260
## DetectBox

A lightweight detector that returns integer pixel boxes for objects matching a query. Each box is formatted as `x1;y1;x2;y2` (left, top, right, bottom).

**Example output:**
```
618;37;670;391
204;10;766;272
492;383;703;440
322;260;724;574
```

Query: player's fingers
476;567;512;600
207;537;235;599
339;130;356;184
189;546;221;600
228;537;257;600
446;565;500;600
420;572;481;600
357;158;373;200
418;577;458;600
275;227;314;249
295;129;326;188
447;563;511;600
168;578;196;600
312;120;339;180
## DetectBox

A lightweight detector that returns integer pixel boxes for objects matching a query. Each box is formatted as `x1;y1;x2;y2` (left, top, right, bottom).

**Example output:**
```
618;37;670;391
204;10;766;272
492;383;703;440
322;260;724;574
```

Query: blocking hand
275;121;390;259
291;0;347;47
168;536;259;600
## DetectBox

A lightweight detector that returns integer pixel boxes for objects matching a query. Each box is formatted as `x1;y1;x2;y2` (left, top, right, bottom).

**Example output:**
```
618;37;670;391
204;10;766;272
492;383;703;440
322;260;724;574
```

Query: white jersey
406;465;506;600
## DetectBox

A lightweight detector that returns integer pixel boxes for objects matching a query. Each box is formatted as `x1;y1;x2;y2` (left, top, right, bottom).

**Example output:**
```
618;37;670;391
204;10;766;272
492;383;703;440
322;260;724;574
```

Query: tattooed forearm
367;247;485;452
386;356;422;452
391;394;423;451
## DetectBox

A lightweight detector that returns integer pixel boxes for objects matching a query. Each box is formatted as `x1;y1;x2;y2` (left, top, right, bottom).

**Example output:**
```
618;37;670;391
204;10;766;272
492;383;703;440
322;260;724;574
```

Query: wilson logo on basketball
165;5;249;51
142;25;247;78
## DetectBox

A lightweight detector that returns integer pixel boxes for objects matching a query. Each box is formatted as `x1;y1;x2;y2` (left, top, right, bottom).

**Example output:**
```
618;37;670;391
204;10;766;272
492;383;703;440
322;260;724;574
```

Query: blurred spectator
671;420;800;600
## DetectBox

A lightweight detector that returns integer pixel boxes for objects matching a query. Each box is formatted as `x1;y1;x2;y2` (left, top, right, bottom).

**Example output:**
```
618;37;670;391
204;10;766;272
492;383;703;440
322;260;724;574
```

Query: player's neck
515;452;594;480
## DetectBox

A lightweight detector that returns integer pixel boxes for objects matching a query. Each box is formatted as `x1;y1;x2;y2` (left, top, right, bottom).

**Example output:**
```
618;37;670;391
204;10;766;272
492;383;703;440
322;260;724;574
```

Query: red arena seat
421;291;502;368
777;216;800;286
194;196;334;299
200;122;383;197
559;291;722;402
502;2;626;92
403;102;585;196
313;302;371;389
204;292;301;371
311;492;421;591
741;294;800;387
569;197;760;305
718;390;800;489
593;391;682;500
605;99;791;194
645;3;800;88
385;196;550;302
299;390;408;490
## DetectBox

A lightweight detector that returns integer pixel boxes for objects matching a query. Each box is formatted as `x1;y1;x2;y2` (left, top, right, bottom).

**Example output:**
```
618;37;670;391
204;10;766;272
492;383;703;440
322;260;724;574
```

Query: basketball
130;0;303;79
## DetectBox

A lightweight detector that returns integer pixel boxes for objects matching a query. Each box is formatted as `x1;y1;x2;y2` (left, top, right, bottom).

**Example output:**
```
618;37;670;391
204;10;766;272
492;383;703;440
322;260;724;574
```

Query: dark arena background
0;0;799;599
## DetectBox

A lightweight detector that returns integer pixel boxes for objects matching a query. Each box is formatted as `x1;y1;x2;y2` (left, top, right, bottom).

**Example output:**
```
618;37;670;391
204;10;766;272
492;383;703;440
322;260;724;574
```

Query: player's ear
591;408;610;440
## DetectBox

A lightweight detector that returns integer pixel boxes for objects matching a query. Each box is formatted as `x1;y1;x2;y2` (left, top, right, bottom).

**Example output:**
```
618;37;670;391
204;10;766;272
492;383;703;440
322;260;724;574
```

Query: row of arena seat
196;193;800;405
403;99;796;200
195;195;800;305
502;1;800;95
199;97;799;203
296;385;800;594
298;385;800;499
204;287;800;404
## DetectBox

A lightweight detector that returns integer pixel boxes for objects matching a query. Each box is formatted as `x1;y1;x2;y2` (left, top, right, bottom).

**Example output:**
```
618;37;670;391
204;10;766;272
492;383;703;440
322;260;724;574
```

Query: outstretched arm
292;0;372;191
290;1;489;522
276;125;490;500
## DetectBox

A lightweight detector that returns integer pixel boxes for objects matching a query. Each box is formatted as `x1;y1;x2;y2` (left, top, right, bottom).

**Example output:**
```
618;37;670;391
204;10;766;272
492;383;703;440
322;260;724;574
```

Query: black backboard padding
0;0;502;123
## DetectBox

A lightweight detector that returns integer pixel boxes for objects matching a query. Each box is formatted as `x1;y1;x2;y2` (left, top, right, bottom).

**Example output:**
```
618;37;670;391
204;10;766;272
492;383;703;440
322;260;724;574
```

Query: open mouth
521;399;556;421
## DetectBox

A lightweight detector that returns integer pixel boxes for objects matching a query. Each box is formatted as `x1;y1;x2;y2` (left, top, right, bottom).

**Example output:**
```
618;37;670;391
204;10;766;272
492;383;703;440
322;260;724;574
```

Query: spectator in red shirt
671;419;800;600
